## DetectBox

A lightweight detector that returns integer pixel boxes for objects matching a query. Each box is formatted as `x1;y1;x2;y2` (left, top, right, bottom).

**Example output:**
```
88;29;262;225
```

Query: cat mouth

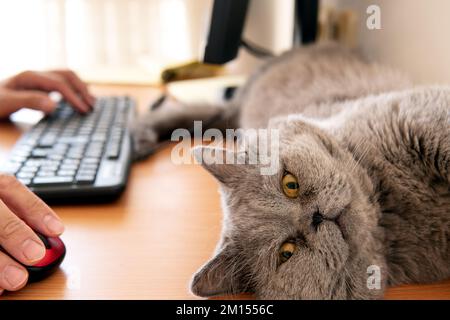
333;211;347;240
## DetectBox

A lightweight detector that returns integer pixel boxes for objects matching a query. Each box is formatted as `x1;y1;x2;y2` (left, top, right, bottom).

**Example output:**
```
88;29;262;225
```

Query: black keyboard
1;96;135;201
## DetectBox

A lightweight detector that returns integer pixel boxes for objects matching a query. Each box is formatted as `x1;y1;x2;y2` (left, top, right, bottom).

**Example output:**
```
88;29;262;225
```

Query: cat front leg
131;95;239;160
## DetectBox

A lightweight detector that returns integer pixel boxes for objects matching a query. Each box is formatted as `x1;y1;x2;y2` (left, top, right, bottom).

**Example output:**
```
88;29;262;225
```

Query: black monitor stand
296;0;319;44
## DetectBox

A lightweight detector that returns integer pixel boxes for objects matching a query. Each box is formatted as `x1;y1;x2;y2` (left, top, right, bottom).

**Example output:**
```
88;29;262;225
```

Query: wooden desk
0;84;449;300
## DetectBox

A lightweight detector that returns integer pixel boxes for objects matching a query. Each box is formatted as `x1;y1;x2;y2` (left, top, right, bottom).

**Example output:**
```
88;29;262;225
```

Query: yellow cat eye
282;172;299;198
279;242;296;263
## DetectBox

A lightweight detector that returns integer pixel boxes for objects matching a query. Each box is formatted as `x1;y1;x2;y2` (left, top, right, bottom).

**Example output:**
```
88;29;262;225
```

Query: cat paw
130;121;159;160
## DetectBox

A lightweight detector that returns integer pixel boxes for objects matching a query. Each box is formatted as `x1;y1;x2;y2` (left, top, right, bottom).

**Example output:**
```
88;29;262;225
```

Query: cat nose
312;211;324;230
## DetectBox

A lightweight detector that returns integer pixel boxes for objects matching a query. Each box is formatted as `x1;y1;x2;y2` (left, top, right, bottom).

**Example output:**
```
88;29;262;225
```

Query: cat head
190;116;386;299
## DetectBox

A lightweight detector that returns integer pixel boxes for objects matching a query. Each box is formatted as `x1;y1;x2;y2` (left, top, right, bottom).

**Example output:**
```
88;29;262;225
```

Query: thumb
5;91;57;114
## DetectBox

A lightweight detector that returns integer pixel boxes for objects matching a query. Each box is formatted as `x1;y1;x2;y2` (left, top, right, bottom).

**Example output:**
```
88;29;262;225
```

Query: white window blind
0;0;212;83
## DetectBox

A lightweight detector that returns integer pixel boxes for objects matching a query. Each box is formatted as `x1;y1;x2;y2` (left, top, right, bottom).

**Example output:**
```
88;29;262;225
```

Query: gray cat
132;43;450;299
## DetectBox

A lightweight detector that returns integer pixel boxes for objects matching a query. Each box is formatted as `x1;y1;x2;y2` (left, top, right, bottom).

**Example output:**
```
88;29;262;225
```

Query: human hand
0;70;95;118
0;175;64;295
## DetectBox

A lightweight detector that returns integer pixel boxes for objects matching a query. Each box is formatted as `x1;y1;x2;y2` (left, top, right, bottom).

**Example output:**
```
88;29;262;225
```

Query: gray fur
132;43;450;299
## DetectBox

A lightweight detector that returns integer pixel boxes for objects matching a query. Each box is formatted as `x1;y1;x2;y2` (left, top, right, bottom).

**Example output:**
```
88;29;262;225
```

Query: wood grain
0;84;448;299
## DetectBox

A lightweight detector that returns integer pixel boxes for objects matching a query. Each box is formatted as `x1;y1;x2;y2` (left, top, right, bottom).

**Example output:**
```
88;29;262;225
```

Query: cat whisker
349;138;372;175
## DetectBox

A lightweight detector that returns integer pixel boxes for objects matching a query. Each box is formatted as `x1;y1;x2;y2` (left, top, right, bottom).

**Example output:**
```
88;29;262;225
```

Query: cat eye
279;241;296;263
282;172;299;198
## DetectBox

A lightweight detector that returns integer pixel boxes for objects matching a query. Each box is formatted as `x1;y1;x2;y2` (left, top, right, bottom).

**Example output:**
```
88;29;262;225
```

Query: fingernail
44;214;65;234
78;104;88;113
42;98;57;109
22;239;46;262
3;266;28;289
88;95;96;106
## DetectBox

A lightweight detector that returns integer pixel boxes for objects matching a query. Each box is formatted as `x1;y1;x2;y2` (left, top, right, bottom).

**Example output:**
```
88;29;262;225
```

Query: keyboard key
39;135;57;147
25;159;44;166
49;154;65;161
31;149;50;158
57;170;76;177
10;155;27;163
1;162;22;174
17;178;32;186
17;171;35;179
12;149;31;157
68;147;85;153
40;165;59;172
58;136;89;144
63;159;80;165
37;171;57;177
67;154;83;160
42;160;60;166
78;169;97;176
20;166;39;173
52;149;67;156
86;150;102;158
82;158;100;164
20;138;38;147
107;146;121;159
60;164;78;171
33;176;73;185
79;164;98;171
75;175;96;184
92;134;107;142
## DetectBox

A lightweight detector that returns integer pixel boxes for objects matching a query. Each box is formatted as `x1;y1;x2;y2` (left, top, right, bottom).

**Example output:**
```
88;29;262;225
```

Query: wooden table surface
0;84;449;300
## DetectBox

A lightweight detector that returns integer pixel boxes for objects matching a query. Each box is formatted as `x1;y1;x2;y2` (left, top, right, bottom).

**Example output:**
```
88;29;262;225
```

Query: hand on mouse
0;175;64;295
0;69;96;119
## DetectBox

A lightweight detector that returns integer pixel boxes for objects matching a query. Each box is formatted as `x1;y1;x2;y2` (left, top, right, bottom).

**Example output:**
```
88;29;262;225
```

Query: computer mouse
24;233;66;282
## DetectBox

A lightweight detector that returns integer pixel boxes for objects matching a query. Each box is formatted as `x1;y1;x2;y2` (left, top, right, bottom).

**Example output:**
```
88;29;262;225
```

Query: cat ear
192;146;248;186
190;244;246;297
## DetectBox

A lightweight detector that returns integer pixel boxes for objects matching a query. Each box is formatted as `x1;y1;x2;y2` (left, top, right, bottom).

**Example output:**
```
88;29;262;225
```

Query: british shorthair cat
132;43;450;299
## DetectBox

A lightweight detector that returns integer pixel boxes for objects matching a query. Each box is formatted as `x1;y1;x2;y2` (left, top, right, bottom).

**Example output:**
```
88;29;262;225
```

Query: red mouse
25;233;66;282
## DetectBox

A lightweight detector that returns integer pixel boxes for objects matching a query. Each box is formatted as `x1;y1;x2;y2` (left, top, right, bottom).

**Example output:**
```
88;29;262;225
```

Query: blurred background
0;0;449;84
0;0;293;84
326;0;450;84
